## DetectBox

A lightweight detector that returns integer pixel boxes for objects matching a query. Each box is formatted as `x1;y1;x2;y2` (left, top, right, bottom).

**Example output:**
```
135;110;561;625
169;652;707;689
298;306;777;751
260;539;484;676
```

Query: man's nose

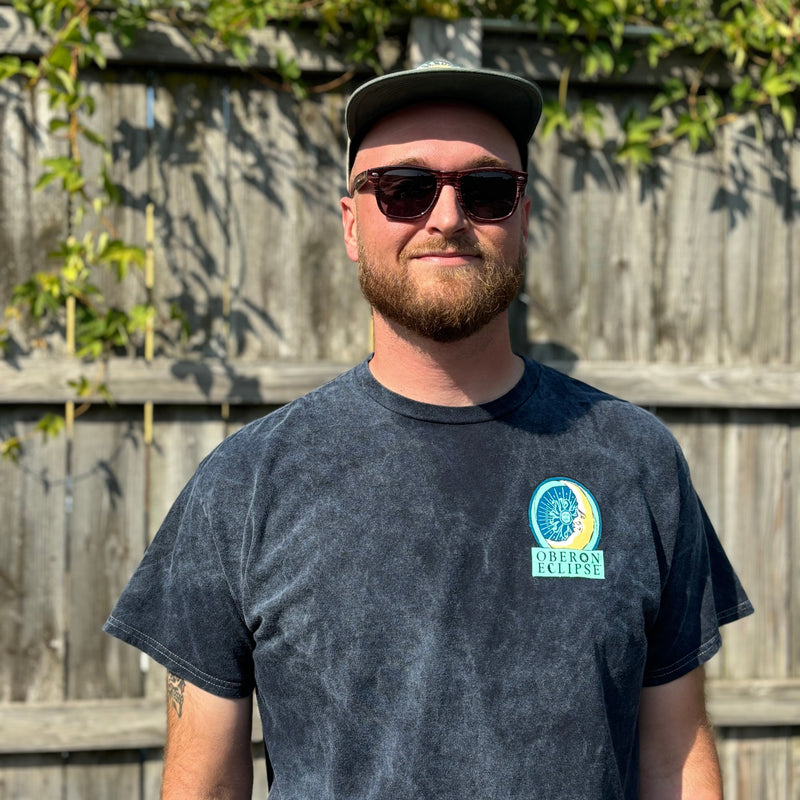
424;184;468;234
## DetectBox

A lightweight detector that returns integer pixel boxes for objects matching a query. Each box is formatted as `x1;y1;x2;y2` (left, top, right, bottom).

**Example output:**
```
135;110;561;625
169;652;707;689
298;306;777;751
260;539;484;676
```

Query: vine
1;0;798;459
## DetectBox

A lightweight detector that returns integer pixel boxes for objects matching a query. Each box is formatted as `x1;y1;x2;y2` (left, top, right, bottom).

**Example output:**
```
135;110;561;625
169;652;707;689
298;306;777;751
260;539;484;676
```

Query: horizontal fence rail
1;357;799;409
3;680;799;755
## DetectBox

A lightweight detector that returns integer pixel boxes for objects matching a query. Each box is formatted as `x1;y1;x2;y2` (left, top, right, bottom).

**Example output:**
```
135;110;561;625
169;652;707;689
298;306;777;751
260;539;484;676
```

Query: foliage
507;0;800;164
1;0;798;457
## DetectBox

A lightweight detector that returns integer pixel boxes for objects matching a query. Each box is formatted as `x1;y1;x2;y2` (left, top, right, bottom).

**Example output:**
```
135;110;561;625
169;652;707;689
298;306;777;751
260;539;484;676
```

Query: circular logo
529;478;601;550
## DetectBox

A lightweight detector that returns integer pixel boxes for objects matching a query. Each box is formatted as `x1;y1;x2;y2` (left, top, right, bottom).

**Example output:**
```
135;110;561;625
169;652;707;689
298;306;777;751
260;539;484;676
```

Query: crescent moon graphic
552;480;595;549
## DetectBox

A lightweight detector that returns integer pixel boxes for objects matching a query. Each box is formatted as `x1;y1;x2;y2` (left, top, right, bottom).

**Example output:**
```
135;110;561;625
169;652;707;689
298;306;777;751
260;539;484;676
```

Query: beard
358;234;525;343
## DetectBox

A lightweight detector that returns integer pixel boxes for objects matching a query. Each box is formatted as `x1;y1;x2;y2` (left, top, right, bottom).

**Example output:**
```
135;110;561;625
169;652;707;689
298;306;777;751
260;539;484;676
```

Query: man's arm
161;671;254;800
638;665;723;800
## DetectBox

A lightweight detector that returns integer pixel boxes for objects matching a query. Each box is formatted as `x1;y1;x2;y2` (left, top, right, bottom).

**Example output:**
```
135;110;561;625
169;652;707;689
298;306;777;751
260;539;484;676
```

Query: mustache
401;235;483;260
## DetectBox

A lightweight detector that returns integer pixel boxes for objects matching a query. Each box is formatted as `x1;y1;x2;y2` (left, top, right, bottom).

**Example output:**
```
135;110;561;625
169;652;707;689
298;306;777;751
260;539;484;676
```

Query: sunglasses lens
377;170;438;218
460;172;519;220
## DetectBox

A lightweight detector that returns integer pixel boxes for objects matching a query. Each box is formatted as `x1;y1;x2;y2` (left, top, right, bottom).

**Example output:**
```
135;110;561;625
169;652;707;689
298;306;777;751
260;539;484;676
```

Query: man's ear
340;196;359;263
520;195;531;245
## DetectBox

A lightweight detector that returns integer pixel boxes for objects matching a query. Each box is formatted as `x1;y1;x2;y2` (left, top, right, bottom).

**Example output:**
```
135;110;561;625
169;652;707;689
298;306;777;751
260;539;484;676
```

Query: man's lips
403;237;483;265
408;250;481;263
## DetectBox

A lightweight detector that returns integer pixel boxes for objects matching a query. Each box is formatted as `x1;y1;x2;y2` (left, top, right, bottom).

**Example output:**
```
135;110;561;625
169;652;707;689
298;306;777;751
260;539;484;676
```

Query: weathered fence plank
225;79;370;361
792;417;800;684
0;410;67;704
64;751;142;800
719;727;796;800
0;76;68;352
68;411;148;701
148;71;231;357
652;138;726;364
78;71;150;313
0;754;63;800
720;415;792;679
721;113;793;366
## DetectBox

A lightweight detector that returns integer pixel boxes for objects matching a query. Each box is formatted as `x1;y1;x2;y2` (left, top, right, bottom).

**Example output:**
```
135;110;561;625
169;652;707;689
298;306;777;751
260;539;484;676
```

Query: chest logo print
528;478;604;579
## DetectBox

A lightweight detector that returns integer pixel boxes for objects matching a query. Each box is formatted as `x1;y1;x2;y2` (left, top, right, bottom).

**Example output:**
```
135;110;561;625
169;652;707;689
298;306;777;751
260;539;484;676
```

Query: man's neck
368;312;524;406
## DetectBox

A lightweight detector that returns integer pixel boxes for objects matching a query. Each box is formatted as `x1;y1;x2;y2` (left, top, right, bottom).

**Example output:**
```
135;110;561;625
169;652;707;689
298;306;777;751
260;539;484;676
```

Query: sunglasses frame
351;166;528;223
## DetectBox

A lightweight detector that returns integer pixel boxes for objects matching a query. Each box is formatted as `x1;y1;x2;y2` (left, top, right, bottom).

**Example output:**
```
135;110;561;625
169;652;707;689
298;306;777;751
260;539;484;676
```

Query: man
105;61;753;799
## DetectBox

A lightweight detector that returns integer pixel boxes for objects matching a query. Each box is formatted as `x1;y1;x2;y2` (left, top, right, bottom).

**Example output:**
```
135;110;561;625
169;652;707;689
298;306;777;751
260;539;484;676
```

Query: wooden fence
0;12;798;799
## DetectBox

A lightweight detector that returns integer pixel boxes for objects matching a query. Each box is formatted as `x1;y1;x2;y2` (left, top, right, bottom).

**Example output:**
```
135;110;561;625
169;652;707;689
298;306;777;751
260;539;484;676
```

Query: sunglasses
351;166;528;222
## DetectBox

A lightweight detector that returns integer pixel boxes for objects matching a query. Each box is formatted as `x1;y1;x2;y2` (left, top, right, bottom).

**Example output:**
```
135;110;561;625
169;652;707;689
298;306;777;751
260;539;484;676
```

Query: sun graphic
529;478;601;551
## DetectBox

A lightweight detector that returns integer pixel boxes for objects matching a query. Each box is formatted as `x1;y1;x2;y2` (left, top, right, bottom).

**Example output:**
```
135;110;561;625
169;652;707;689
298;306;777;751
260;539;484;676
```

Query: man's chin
375;301;505;343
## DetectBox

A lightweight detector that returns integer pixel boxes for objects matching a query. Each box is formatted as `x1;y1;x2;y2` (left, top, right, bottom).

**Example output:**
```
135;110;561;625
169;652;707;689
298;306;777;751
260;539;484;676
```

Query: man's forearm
638;668;723;800
639;719;722;799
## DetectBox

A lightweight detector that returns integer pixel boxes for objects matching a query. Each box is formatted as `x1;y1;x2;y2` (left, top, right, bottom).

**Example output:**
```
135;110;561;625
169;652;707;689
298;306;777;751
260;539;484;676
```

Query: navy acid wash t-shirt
105;358;753;800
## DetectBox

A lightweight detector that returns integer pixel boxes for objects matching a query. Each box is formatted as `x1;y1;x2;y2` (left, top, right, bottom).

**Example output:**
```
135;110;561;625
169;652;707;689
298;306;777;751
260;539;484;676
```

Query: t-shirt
105;358;753;799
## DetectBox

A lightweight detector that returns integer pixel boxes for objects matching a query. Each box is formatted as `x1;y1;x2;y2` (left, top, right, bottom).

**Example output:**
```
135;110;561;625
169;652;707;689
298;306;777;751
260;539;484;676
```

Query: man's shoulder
534;361;680;449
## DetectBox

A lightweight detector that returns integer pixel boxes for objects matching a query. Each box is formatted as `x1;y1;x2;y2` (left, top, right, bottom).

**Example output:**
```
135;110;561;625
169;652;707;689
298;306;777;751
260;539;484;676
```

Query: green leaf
97;383;115;405
40;156;85;194
762;72;794;97
540;101;571;140
650;78;687;112
48;118;70;132
101;166;122;205
76;340;104;359
127;303;156;333
672;114;713;150
1;437;22;463
170;303;192;341
730;76;755;107
35;171;59;191
49;44;72;71
53;67;76;96
230;37;251;63
579;100;605;140
777;95;797;135
582;42;616;78
616;142;653;167
68;376;92;397
622;110;663;145
98;240;146;278
276;50;301;83
79;125;105;147
0;55;22;81
36;413;65;440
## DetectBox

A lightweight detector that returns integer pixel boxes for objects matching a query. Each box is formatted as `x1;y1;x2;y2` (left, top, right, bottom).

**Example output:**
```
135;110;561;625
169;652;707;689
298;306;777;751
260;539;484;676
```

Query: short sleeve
104;465;255;698
642;451;753;686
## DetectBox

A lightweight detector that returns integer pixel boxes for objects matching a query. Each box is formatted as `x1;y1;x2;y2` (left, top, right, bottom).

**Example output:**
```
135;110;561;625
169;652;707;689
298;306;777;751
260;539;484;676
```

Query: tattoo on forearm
167;672;186;718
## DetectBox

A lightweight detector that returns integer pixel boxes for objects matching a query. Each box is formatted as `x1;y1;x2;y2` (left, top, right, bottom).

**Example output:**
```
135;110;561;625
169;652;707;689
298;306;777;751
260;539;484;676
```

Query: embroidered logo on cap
528;478;604;579
417;59;457;70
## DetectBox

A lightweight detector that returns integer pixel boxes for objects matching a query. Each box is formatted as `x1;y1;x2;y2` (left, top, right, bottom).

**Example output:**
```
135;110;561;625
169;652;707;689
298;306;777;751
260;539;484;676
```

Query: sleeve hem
717;599;754;626
103;615;251;699
642;632;721;687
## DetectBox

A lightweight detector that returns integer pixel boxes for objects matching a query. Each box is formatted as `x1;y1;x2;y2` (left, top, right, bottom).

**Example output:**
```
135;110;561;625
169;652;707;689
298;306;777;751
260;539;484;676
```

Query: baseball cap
345;59;543;174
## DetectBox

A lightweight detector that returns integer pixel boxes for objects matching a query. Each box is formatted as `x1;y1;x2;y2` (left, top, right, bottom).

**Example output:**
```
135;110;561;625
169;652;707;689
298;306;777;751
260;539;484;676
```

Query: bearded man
106;61;752;800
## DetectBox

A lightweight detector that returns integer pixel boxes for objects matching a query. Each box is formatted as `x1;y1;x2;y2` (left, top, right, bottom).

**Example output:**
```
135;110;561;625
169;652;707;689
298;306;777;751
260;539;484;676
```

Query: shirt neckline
352;356;541;424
